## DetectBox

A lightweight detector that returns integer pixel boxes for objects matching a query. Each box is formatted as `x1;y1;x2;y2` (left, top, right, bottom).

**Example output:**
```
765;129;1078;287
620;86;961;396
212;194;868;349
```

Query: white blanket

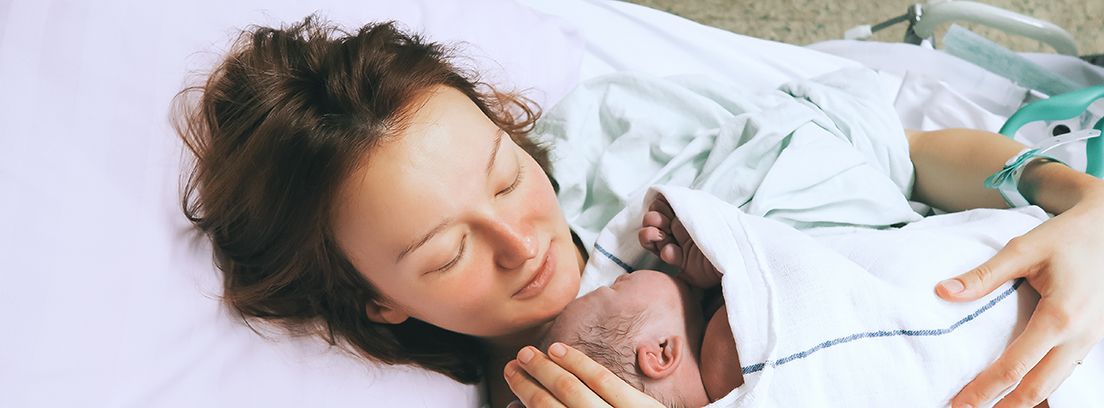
645;185;1104;407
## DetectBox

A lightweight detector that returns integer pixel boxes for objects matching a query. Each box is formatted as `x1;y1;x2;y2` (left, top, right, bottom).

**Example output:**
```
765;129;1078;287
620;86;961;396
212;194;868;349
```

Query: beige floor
622;0;1103;56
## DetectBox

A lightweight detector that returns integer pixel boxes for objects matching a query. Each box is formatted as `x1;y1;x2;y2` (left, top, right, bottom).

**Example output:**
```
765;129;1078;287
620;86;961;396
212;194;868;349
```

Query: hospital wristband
983;129;1101;208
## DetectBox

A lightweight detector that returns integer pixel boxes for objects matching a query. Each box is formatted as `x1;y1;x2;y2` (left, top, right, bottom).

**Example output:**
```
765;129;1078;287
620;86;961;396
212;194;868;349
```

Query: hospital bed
1;0;1101;406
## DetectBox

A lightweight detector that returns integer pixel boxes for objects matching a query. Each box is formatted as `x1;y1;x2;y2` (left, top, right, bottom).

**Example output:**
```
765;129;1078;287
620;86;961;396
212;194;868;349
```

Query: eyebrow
396;131;504;263
485;130;504;177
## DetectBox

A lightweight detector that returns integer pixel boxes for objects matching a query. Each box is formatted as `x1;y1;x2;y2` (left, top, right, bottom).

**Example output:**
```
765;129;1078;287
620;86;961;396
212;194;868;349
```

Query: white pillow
0;1;580;406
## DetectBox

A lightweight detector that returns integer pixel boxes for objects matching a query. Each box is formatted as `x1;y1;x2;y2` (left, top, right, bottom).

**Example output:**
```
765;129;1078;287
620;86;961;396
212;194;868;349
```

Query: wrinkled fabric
534;68;922;293
647;185;1058;407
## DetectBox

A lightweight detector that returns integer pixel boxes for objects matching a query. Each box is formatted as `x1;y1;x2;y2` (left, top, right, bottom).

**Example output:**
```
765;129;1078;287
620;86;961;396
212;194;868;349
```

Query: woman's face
331;86;582;338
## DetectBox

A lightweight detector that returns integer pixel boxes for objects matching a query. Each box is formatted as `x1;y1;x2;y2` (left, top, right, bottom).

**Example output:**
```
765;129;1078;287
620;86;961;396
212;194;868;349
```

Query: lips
512;241;556;300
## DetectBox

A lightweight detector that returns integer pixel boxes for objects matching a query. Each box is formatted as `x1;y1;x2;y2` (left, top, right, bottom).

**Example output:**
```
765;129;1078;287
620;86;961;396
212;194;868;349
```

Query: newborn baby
540;192;1048;407
539;196;746;407
539;269;731;407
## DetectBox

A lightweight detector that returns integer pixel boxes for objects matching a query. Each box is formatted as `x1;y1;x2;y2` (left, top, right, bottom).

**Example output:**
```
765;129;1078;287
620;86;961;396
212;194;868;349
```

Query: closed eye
429;234;467;274
497;161;525;196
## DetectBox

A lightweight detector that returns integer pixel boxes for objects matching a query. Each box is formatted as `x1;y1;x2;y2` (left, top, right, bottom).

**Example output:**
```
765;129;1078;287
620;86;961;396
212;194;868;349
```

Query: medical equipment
941;24;1080;96
999;85;1104;177
844;0;1079;56
985;128;1102;207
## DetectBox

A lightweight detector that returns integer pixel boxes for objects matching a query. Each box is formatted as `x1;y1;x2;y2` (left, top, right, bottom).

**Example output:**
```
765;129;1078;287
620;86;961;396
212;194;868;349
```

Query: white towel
642;185;1104;407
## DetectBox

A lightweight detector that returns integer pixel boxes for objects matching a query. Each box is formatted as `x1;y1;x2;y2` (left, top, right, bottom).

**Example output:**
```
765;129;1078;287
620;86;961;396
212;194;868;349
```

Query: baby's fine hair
543;310;688;408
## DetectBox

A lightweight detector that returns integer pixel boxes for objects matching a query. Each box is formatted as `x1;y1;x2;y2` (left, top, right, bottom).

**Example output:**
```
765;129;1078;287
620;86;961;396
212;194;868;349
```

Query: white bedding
648;184;1104;407
0;0;1087;406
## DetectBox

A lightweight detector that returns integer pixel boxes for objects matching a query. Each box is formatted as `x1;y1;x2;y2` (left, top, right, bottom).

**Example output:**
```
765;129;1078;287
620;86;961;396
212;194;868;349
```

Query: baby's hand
638;195;721;288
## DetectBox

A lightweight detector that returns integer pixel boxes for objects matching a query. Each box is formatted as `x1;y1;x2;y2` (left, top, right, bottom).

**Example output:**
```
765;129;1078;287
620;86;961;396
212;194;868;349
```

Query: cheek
400;267;512;335
523;164;561;220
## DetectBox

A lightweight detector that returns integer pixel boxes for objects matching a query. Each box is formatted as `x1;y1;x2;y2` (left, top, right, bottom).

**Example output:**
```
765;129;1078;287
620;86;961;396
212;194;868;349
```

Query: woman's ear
365;300;409;324
636;336;684;380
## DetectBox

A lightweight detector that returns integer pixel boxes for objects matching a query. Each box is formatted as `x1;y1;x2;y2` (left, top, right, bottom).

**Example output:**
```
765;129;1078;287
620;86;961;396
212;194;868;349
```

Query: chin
539;261;581;319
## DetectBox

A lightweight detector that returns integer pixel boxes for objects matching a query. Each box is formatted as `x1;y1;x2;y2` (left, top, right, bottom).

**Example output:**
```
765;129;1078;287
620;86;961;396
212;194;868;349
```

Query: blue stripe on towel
741;278;1025;375
593;243;635;273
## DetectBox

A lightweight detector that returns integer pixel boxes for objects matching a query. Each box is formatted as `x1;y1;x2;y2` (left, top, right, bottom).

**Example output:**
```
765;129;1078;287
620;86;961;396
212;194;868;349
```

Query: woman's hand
935;193;1104;408
503;343;665;408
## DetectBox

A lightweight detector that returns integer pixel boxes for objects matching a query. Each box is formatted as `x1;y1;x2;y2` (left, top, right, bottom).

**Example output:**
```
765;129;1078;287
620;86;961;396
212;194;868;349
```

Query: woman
175;17;1104;408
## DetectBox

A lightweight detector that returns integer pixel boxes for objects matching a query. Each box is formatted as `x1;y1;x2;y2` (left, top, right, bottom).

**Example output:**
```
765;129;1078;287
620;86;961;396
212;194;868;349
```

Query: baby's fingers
640;224;671;253
642;210;671;231
648;195;675;219
660;242;684;266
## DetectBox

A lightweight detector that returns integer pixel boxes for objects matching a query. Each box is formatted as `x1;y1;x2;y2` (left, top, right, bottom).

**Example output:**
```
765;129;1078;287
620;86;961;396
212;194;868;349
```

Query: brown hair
173;15;554;383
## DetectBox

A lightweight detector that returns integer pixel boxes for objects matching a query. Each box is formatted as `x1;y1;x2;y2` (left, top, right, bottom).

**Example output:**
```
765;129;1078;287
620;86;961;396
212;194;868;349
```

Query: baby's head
540;270;708;408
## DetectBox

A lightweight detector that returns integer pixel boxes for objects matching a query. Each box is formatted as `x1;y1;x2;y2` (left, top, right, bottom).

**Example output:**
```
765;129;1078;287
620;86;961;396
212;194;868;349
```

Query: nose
488;219;537;270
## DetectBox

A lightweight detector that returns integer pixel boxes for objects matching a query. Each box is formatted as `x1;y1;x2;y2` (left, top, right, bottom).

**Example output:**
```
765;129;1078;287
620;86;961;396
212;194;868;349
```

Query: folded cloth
645;185;1103;407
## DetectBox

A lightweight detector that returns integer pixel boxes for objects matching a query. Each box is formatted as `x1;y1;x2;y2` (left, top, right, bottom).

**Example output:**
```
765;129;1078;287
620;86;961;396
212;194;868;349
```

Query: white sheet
1;0;1079;406
520;0;861;90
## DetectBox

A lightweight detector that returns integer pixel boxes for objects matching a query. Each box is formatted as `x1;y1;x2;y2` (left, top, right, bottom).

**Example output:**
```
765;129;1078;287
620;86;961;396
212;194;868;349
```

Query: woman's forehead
331;86;500;251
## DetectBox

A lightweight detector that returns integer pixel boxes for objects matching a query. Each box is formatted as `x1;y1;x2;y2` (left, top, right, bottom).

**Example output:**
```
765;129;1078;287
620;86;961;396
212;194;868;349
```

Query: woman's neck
482;320;554;360
482;320;555;407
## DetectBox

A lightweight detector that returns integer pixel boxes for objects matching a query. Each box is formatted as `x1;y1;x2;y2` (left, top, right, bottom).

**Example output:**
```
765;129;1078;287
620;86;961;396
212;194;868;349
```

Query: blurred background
622;0;1103;56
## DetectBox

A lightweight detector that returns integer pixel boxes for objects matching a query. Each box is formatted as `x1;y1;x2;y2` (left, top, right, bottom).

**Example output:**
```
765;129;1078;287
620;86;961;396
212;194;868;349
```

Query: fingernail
940;278;965;295
504;361;519;378
950;400;973;408
549;342;567;358
517;347;534;364
506;401;522;408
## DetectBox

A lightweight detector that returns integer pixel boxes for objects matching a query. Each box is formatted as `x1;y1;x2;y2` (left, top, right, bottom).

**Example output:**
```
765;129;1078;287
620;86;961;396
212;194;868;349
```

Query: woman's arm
907;128;1104;408
906;128;1101;213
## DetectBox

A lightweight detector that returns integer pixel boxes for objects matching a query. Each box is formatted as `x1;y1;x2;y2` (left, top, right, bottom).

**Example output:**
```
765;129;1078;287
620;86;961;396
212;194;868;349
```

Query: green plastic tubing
999;85;1104;178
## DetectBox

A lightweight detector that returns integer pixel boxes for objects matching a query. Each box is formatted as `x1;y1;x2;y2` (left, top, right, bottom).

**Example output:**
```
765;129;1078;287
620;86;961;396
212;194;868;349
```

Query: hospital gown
532;68;925;294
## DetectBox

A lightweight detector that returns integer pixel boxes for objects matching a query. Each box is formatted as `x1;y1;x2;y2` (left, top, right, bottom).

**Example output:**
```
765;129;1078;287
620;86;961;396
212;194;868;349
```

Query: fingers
648;195;675;219
642;209;671;231
660;242;684;266
639;211;673;254
992;343;1088;408
638;225;667;254
504;360;562;408
544;343;664;407
640;209;685;266
508;346;611;408
937;238;1039;301
951;303;1064;407
668;210;692;245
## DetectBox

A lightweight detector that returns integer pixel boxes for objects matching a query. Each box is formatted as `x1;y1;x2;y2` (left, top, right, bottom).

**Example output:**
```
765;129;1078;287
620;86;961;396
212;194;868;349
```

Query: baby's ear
636;336;684;380
365;300;409;324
